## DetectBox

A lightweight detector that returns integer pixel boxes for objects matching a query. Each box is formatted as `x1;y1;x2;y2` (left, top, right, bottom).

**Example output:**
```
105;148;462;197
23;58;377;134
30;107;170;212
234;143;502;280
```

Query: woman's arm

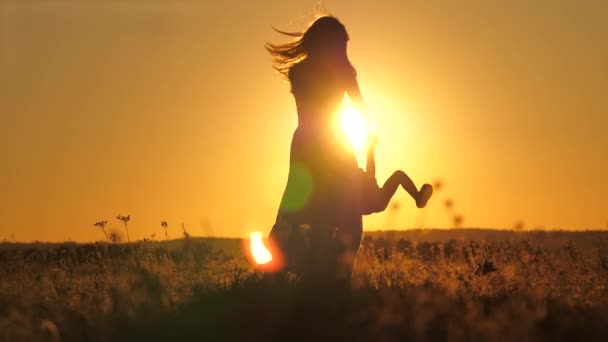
346;74;371;129
366;136;377;177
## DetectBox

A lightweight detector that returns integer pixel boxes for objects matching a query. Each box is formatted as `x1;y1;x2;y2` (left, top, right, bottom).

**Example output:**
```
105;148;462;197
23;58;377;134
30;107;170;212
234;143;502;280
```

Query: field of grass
1;229;607;341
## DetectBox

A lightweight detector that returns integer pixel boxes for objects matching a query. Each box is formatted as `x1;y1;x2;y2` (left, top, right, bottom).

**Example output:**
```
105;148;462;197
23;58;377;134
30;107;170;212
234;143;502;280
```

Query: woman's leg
334;213;362;280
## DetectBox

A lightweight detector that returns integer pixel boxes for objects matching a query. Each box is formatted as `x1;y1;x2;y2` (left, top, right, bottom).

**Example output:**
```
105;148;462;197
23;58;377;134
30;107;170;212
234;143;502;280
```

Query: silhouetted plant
600;255;608;271
443;239;460;261
476;257;498;275
453;214;464;228
116;214;131;243
444;198;454;210
181;222;190;239
433;179;443;191
514;220;525;231
93;220;109;241
416;241;441;262
161;221;169;240
396;238;412;252
389;201;400;211
564;242;578;262
143;234;157;243
109;230;122;243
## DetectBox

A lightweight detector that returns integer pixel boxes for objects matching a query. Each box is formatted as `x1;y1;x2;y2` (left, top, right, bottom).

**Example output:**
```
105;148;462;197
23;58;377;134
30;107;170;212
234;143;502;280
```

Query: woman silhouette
266;16;369;277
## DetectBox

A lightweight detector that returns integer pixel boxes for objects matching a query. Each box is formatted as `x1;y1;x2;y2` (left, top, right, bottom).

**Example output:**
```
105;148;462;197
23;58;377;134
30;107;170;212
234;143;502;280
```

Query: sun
340;106;369;151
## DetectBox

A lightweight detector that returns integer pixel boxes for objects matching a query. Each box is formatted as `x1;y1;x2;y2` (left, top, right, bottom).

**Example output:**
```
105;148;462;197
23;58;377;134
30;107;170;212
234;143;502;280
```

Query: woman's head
266;16;350;77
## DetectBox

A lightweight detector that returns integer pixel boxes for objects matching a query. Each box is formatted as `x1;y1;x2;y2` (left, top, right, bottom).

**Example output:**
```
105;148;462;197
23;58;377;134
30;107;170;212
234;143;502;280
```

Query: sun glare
340;107;368;151
249;231;272;265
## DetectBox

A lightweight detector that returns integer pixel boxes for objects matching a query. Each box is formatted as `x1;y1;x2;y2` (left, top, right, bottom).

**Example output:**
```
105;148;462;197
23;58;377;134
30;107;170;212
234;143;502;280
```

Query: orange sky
1;0;607;242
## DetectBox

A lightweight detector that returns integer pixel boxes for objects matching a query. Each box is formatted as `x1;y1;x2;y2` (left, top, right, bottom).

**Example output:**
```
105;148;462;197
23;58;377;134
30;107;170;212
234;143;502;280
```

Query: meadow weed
1;229;607;341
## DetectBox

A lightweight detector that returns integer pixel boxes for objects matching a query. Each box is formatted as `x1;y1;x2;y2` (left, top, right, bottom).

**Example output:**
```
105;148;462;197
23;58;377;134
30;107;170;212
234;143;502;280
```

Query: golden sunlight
249;231;272;265
340;106;368;151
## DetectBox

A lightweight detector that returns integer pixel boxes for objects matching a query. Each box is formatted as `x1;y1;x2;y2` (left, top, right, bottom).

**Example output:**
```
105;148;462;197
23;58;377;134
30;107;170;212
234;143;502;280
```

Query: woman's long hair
265;16;350;78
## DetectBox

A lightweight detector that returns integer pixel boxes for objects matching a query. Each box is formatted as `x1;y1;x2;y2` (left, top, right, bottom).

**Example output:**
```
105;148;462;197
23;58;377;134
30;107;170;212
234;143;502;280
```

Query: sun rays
340;106;369;151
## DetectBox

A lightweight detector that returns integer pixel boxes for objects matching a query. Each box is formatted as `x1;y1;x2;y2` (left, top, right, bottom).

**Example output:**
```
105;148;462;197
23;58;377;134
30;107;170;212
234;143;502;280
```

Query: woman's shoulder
288;58;356;91
288;60;314;92
341;59;357;80
288;63;300;81
288;63;302;93
288;60;312;79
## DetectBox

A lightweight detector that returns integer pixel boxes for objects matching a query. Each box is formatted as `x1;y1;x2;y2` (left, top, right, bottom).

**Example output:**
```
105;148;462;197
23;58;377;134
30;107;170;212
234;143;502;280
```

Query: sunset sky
1;0;607;242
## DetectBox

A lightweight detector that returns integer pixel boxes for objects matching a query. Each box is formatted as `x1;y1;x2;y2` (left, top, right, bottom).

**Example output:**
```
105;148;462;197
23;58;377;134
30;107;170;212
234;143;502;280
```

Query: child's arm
366;134;377;178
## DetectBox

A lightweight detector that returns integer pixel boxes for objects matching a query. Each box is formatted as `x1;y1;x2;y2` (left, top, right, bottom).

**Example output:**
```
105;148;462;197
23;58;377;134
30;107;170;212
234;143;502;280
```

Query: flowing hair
265;16;350;78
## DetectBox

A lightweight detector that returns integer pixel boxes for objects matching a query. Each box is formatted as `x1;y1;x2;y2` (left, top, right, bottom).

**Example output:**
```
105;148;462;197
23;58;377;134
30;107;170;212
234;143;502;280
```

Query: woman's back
290;57;355;128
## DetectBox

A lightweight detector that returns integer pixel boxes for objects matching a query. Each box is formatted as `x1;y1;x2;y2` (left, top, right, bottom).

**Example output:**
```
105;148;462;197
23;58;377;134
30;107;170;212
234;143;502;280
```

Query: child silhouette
358;134;433;215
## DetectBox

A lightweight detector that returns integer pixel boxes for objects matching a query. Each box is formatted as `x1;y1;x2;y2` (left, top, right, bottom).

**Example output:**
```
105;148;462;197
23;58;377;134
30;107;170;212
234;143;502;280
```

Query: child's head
266;16;351;77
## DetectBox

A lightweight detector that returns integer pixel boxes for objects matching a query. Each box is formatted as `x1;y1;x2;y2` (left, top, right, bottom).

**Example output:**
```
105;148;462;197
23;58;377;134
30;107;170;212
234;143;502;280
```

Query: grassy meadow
1;229;607;341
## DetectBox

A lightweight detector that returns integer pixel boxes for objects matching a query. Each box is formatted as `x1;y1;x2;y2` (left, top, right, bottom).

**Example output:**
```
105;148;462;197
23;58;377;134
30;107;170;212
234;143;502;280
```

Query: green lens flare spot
281;162;313;212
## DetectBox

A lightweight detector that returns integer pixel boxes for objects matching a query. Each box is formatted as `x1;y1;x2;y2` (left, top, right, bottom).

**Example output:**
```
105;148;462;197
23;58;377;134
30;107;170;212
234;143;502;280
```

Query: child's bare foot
416;184;433;208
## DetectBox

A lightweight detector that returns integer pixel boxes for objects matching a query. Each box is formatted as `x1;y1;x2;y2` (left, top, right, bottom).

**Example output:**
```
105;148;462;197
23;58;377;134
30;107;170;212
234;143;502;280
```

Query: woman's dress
269;58;363;268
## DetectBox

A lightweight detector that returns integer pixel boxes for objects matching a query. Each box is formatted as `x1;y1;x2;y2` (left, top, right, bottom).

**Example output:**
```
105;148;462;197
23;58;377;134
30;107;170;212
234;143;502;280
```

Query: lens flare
340;107;368;151
249;231;272;265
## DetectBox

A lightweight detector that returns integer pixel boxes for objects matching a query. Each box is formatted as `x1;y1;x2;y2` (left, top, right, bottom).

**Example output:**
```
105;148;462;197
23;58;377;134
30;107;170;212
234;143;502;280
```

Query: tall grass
0;230;607;341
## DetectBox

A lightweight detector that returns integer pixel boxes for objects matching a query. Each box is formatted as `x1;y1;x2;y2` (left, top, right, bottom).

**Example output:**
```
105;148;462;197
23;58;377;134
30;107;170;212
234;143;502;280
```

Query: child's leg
378;170;433;210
